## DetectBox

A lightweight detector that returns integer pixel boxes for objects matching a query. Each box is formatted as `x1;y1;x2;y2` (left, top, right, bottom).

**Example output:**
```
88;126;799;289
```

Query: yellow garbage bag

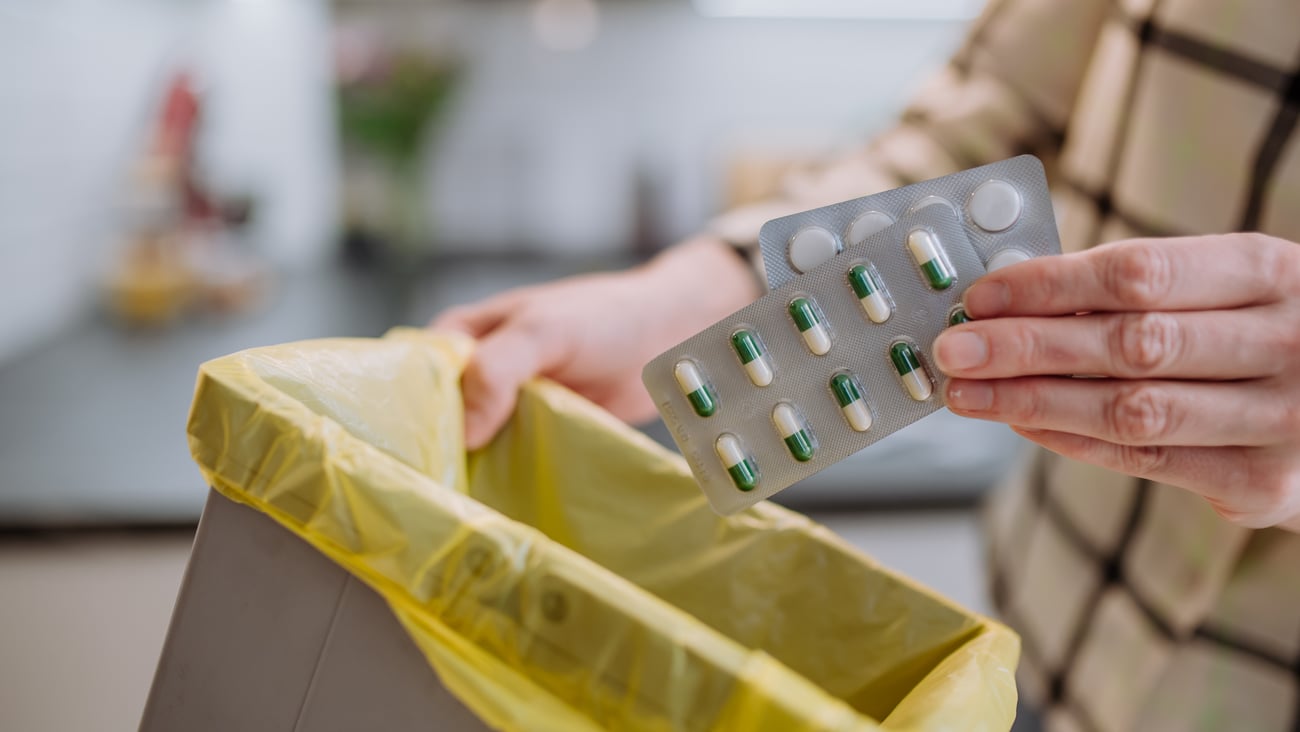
187;328;1019;732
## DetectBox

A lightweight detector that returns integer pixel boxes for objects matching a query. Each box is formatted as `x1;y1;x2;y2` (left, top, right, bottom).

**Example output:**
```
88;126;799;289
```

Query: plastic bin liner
187;328;1019;731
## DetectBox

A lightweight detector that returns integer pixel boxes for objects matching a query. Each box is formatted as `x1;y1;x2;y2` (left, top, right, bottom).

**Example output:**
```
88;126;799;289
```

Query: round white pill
968;179;1022;232
987;248;1031;271
788;227;841;273
846;211;894;246
908;195;957;216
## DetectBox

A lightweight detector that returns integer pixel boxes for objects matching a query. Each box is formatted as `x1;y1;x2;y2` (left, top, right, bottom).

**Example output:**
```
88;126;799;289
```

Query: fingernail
946;381;993;411
964;281;1010;317
934;331;988;373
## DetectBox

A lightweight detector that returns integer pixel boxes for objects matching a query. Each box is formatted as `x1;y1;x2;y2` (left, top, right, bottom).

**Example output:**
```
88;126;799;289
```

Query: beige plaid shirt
712;1;1300;729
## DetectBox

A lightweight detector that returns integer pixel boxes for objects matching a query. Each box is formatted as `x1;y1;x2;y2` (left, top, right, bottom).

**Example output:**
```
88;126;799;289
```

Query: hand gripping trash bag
187;328;1019;732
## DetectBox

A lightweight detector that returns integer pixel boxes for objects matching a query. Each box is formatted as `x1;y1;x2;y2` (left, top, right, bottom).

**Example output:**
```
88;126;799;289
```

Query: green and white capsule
772;403;815;462
789;297;831;355
906;228;955;290
848;264;892;323
830;373;873;432
890;342;934;401
673;359;717;417
730;329;774;387
948;307;972;326
715;433;758;492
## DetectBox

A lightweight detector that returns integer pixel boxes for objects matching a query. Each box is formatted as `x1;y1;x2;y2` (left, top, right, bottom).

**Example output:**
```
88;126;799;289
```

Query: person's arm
433;0;1112;449
708;0;1111;250
933;234;1300;532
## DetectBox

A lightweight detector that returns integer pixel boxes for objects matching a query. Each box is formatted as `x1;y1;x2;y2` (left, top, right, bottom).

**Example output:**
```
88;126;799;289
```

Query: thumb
460;323;559;450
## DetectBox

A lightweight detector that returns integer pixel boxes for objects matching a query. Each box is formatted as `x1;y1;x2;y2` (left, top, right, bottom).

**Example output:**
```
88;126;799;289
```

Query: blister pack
759;155;1058;290
644;206;998;515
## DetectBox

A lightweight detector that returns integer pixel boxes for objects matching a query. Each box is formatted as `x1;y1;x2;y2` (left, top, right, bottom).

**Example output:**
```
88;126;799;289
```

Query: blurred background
0;0;1029;729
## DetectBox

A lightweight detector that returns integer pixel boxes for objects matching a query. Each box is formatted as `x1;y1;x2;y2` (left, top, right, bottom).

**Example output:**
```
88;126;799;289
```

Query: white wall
0;0;337;364
0;0;969;362
345;2;968;254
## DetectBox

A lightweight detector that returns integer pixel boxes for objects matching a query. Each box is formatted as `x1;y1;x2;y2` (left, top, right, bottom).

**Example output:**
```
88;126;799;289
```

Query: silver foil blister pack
759;155;1058;290
643;206;990;515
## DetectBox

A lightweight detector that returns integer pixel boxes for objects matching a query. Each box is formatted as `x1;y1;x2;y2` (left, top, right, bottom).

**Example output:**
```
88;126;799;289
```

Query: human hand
430;238;759;450
932;234;1300;530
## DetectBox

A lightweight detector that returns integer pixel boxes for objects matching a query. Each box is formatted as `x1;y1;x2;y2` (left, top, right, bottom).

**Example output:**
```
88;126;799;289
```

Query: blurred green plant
337;52;460;259
338;54;460;168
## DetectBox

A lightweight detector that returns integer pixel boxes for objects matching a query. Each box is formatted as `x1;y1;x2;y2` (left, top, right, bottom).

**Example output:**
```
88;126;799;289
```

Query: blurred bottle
106;72;269;327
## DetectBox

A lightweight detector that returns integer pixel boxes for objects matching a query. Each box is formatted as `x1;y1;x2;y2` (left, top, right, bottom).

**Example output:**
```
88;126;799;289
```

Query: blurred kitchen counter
0;255;1027;527
0;257;630;527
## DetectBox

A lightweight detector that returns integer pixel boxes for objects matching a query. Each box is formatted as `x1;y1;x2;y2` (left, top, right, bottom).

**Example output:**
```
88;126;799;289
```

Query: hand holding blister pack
643;156;1062;515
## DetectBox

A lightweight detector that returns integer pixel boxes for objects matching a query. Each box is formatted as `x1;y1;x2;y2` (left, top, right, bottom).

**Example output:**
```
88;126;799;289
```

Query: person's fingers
461;321;570;449
429;292;527;338
933;307;1293;380
945;377;1293;447
1010;428;1300;528
963;234;1297;318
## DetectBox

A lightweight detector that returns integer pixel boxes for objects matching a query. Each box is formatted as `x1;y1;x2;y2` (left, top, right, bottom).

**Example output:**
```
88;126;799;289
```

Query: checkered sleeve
707;0;1112;271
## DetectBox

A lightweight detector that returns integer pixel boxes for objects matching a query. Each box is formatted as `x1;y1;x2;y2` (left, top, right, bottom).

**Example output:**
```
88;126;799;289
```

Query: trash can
143;329;1019;731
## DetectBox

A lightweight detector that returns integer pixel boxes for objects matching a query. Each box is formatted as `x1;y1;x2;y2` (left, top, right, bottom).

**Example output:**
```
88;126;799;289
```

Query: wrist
636;235;762;345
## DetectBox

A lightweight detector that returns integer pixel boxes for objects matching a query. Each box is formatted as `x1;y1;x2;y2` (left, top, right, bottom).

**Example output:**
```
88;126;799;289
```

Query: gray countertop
0;258;1026;527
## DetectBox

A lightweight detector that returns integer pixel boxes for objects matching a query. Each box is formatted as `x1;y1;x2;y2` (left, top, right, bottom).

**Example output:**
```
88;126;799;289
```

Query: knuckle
1113;312;1181;376
1115;444;1169;476
1104;245;1172;309
1006;381;1046;424
1108;384;1175;443
1025;265;1067;310
1009;324;1048;373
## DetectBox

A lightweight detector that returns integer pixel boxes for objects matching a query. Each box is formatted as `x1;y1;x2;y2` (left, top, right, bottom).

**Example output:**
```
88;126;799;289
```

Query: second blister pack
759;154;1058;289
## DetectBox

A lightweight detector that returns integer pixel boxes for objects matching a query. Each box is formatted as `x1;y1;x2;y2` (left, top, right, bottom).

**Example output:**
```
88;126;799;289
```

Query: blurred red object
106;70;269;327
